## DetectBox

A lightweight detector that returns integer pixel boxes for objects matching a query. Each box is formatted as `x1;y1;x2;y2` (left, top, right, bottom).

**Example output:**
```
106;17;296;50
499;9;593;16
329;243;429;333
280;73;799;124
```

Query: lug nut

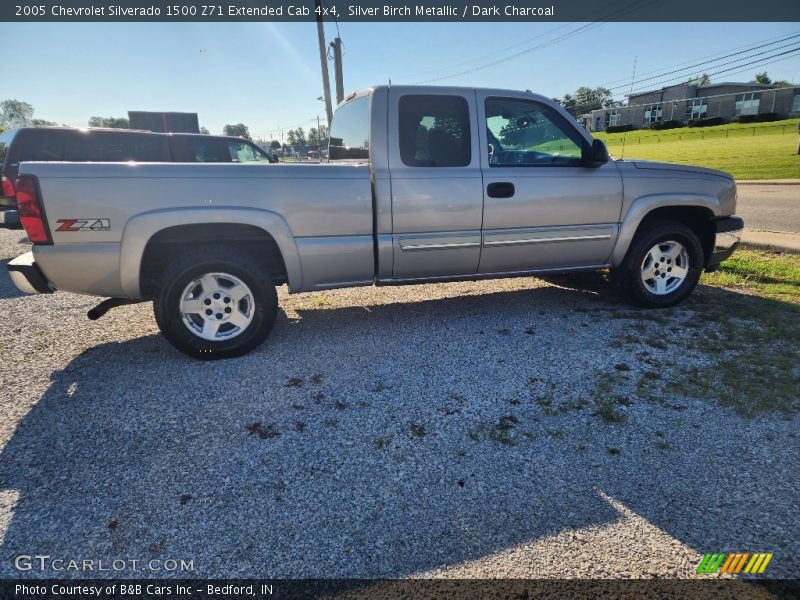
205;309;212;315
225;307;232;313
213;293;220;299
216;312;223;319
204;299;211;305
224;297;230;304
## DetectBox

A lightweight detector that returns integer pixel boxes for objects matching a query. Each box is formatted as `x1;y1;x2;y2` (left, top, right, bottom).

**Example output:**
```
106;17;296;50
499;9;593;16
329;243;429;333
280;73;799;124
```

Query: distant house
588;82;800;132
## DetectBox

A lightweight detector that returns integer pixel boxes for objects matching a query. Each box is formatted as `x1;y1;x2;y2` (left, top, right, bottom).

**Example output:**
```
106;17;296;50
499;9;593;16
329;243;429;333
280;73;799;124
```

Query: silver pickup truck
7;85;742;359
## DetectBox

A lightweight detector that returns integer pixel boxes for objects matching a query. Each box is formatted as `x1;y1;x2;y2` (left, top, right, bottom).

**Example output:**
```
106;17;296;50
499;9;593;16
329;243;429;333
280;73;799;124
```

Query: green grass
594;119;800;179
702;248;800;304
590;247;800;415
679;248;800;415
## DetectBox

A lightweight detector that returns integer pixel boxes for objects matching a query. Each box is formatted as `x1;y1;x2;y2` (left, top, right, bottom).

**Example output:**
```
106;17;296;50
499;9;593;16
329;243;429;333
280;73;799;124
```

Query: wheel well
638;206;716;263
139;223;287;298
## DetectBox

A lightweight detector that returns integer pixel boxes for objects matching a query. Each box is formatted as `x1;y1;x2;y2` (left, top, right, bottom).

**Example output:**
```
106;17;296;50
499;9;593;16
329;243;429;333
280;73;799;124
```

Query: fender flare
610;193;720;267
119;206;302;298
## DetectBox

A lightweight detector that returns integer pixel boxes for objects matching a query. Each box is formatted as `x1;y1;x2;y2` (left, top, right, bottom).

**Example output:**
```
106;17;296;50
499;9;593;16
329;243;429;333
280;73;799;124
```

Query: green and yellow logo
696;552;774;574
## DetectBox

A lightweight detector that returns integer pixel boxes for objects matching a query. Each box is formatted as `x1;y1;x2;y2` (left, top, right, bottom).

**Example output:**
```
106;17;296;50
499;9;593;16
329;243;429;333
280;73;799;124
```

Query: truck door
387;89;484;278
476;93;622;273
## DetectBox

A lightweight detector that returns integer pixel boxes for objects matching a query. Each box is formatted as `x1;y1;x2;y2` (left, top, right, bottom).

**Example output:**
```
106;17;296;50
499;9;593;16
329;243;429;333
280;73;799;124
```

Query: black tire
153;246;278;360
613;219;703;308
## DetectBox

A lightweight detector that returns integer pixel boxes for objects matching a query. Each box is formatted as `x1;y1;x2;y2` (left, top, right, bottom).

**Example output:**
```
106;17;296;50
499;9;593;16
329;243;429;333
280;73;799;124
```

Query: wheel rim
640;240;689;296
179;272;255;341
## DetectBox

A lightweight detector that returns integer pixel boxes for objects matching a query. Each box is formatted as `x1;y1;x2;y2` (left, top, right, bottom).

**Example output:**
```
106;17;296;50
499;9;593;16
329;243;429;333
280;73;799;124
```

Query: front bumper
7;251;54;294
706;216;743;270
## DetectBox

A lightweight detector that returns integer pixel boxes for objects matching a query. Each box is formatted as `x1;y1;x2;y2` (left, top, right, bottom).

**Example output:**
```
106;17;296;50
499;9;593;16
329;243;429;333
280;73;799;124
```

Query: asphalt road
737;184;800;233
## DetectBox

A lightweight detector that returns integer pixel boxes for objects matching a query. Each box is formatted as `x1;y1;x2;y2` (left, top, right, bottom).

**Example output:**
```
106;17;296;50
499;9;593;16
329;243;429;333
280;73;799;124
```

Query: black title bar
3;0;799;22
4;579;800;600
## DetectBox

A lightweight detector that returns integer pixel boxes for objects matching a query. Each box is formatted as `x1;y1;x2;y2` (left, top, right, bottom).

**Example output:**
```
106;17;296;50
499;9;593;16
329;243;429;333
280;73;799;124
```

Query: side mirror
582;138;609;167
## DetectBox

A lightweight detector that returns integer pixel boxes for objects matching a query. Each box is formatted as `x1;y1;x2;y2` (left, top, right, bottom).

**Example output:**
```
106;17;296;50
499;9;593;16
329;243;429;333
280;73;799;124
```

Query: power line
596;31;800;89
413;0;657;84
402;0;647;81
612;46;800;100
605;34;800;93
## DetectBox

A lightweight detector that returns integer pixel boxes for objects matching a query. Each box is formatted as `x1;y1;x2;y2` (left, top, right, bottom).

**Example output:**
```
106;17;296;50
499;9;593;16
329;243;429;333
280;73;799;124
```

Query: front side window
485;97;584;166
644;104;663;124
183;138;230;162
735;92;760;116
228;141;269;163
686;99;708;120
399;95;471;167
329;96;369;162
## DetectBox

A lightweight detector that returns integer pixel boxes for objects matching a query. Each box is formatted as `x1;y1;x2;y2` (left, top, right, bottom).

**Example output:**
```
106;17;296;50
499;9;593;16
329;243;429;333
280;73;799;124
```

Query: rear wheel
614;220;703;308
153;246;278;360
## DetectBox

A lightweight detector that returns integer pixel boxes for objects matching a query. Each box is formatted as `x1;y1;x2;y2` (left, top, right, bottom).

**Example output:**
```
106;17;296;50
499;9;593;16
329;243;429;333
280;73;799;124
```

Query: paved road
737;184;799;233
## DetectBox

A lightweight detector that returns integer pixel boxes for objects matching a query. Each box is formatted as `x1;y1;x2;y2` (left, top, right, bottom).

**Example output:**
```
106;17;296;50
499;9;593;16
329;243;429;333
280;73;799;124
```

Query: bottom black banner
3;579;800;600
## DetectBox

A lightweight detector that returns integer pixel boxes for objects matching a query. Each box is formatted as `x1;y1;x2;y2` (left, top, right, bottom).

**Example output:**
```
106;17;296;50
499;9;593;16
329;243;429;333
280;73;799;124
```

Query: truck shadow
0;284;795;578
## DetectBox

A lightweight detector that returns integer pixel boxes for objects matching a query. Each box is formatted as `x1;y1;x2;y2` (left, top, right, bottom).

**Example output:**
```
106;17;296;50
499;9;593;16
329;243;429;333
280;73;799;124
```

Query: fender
119;206;303;298
610;193;720;267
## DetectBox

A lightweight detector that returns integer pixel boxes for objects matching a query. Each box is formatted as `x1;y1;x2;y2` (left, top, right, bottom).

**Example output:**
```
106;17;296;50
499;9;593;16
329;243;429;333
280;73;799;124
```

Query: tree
752;72;771;84
199;126;210;134
772;80;796;88
286;127;307;148
223;123;251;139
307;124;329;149
32;118;58;126
270;140;281;150
88;116;130;128
0;99;35;128
686;73;711;85
553;87;617;116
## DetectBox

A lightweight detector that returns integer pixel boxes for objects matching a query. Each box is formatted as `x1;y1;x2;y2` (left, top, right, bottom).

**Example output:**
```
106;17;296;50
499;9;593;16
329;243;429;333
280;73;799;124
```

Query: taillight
1;175;14;198
16;176;51;244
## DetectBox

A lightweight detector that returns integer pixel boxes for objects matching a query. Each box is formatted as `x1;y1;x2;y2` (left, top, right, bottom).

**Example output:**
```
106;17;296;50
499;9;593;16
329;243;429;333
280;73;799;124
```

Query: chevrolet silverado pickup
7;85;743;359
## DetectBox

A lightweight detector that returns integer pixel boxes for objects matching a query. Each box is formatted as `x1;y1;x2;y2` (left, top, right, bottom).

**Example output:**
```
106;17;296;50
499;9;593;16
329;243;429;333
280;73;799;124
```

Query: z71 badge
56;218;111;232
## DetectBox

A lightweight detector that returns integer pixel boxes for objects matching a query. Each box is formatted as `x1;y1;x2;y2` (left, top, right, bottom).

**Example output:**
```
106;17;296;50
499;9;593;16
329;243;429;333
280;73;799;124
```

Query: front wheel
153;246;278;360
613;220;703;308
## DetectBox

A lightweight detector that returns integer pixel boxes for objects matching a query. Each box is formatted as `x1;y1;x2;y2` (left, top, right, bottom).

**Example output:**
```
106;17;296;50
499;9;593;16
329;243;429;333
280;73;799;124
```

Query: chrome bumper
7;251;54;294
707;216;744;270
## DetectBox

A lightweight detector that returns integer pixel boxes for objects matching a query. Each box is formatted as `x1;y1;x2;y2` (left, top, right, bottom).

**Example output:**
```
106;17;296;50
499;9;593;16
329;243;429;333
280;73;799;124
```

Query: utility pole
331;37;344;104
315;0;333;127
316;115;324;161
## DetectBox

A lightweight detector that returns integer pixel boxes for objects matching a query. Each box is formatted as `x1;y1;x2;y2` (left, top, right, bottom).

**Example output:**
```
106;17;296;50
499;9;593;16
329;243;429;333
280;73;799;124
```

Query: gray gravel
0;227;798;579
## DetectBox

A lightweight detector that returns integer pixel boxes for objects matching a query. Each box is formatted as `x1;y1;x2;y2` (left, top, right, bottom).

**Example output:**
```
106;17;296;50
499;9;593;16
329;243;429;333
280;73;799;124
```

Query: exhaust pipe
87;298;143;320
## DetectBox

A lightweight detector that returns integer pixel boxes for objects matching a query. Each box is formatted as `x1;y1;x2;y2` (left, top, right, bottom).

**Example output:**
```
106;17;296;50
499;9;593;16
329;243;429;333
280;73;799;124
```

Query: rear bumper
0;209;20;228
706;216;743;270
7;251;54;294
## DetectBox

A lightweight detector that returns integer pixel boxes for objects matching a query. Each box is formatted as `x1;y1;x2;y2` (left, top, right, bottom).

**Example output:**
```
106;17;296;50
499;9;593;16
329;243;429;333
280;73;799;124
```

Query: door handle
487;182;515;198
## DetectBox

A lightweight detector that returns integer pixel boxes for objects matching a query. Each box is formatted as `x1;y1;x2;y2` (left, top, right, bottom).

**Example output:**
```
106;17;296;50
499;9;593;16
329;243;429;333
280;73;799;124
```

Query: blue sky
5;21;799;139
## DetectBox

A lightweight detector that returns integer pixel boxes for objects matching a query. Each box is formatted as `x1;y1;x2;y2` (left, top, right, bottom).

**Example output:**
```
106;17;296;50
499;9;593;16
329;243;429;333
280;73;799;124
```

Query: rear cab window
63;131;169;162
329;96;370;163
398;95;471;167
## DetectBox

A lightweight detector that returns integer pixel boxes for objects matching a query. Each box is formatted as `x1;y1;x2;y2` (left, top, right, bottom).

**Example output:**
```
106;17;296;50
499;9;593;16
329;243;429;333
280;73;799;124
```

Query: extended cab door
476;92;622;273
387;88;484;278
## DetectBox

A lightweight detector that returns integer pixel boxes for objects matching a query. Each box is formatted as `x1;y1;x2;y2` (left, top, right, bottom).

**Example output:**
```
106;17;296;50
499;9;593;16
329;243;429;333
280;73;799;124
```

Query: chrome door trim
402;241;481;251
483;233;612;247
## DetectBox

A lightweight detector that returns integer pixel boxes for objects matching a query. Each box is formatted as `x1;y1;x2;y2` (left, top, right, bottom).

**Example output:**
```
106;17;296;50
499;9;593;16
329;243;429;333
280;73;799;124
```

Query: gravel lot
0;226;797;580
